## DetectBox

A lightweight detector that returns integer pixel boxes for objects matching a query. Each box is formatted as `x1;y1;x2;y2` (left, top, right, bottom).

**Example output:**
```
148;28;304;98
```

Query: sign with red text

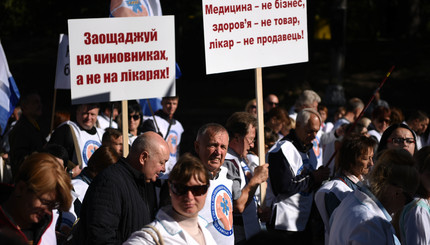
68;16;175;104
202;0;308;74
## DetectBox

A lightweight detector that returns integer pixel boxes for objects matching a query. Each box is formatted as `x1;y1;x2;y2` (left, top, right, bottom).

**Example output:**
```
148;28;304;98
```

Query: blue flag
0;41;20;135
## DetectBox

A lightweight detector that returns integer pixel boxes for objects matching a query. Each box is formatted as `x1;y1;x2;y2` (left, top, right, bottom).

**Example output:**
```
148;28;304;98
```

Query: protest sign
54;34;71;89
68;16;175;104
202;0;308;74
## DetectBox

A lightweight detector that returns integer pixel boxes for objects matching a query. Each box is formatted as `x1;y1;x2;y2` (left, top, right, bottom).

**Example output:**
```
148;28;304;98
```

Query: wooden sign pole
121;100;129;157
255;67;267;206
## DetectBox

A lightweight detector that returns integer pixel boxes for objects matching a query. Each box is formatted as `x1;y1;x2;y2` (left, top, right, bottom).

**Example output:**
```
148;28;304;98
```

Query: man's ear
139;151;149;165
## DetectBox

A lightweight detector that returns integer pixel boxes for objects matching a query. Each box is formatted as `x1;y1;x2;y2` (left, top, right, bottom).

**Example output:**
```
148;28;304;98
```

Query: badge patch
82;140;101;164
211;184;234;236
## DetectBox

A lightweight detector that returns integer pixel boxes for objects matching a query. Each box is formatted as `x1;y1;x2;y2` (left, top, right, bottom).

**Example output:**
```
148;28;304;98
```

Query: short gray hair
294;90;321;108
296;108;321;126
196;123;228;142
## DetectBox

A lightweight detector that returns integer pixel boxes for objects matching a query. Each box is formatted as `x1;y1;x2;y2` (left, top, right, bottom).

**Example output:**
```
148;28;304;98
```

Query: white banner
68;16;175;104
54;34;71;89
202;0;308;74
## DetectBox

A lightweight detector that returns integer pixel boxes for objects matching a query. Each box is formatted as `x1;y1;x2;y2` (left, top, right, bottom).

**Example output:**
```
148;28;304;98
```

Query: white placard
202;0;308;74
68;16;175;104
54;34;71;89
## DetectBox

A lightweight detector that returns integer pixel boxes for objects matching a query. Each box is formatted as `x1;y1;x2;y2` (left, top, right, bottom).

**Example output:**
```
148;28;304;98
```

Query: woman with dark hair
0;153;73;244
368;106;391;143
127;102;145;145
72;145;120;208
124;153;216;245
57;146;120;243
377;123;417;157
315;135;377;244
399;146;430;244
329;149;419;244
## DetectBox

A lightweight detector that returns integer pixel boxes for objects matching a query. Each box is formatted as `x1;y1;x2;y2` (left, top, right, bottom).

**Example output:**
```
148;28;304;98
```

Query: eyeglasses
129;114;140;121
244;136;256;145
170;182;209;196
389;138;415;145
29;188;60;210
39;197;60;210
250;105;257;109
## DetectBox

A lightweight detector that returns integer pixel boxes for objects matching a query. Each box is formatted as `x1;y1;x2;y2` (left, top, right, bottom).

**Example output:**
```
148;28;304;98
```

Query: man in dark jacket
72;131;170;245
9;90;46;176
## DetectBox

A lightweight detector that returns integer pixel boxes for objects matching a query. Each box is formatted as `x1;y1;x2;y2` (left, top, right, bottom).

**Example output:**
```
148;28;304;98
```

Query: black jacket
9;115;46;176
71;158;157;245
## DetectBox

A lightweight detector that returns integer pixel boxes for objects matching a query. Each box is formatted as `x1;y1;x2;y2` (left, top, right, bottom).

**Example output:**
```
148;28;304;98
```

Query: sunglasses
267;101;278;106
170;182;209;196
129;114;140;121
377;118;391;124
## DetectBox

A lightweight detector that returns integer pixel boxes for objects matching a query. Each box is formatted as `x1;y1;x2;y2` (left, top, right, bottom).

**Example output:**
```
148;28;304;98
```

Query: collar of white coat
155;206;210;236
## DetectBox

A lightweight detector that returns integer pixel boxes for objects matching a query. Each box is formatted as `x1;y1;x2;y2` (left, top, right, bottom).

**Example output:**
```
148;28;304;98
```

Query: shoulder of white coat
123;226;158;245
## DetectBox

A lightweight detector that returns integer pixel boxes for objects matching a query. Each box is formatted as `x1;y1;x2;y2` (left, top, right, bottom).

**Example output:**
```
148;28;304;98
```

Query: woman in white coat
123;153;216;245
315;134;377;244
329;149;419;245
399;146;430;245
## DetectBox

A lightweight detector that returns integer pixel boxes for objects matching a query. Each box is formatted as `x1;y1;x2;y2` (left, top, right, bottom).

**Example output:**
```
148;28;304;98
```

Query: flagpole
324;65;395;167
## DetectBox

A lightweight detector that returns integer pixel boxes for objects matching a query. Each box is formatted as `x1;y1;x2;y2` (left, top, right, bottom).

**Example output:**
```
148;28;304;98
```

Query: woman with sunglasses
0;152;73;244
127;102;145;145
399;146;430;245
124;153;216;245
368;106;391;143
329;149;419;245
377;123;417;158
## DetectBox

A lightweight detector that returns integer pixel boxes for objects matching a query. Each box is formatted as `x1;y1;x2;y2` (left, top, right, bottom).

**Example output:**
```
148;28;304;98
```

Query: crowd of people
1;88;430;245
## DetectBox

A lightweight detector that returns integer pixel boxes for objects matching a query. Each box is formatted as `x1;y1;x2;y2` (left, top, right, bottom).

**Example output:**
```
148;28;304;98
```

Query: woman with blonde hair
329;149;419;245
0;153;73;244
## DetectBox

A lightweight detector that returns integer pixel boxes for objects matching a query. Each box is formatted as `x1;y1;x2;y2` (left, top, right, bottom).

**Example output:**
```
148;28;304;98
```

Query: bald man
72;131;170;245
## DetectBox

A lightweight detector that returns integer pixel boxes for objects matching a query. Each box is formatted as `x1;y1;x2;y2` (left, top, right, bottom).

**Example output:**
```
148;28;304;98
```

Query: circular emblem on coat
211;184;234;236
166;130;179;157
312;136;321;159
82;140;101;164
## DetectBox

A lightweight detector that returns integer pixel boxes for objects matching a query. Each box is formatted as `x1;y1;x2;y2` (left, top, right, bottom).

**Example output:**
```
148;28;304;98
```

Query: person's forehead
163;98;178;103
111;136;122;142
306;114;321;128
79;105;99;113
247;124;256;135
392;128;413;137
206;131;228;142
267;95;278;102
